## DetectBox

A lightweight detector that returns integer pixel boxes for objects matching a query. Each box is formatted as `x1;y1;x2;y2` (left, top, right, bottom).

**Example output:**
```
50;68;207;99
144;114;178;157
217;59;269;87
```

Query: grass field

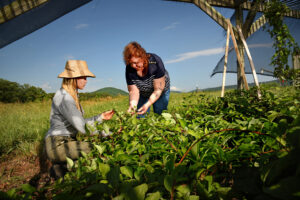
0;84;298;196
0;85;276;158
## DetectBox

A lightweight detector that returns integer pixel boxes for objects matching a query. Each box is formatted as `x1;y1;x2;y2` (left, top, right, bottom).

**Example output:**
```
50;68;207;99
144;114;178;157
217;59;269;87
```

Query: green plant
263;0;300;82
2;86;299;199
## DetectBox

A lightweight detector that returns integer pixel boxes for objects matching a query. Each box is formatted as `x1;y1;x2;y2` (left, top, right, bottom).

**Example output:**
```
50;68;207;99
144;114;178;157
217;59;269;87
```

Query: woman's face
76;77;87;90
130;56;144;71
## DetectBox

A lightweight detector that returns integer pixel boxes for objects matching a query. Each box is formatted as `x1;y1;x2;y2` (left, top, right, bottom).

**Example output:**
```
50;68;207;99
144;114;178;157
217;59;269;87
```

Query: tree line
0;78;49;103
0;78;119;103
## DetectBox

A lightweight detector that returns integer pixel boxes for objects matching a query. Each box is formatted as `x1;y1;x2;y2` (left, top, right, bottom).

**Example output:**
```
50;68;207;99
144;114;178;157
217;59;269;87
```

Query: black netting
211;14;300;77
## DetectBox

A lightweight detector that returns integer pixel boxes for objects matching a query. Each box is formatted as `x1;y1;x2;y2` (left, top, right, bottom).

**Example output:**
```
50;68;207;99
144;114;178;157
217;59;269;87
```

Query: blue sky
0;0;276;93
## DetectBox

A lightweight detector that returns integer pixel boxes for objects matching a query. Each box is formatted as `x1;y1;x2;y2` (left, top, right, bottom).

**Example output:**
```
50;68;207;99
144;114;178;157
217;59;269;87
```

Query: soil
0;153;54;193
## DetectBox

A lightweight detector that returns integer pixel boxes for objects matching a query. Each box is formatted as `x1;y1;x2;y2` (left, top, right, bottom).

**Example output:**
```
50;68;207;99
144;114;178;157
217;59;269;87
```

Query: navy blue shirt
126;53;170;98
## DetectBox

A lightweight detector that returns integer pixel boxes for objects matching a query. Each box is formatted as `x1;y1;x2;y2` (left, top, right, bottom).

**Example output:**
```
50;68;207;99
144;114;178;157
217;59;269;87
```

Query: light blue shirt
45;88;102;138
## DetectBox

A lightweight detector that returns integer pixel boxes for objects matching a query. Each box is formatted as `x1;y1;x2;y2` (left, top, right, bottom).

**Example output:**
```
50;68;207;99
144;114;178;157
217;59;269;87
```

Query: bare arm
137;76;165;114
127;84;140;112
149;76;165;105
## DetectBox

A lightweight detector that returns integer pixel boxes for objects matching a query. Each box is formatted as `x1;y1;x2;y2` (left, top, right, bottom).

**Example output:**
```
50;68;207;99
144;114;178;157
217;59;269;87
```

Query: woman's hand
137;101;151;115
127;105;136;114
101;110;115;120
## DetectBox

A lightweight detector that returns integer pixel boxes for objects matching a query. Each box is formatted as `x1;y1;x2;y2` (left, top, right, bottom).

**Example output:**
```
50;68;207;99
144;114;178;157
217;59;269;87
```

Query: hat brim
58;71;96;78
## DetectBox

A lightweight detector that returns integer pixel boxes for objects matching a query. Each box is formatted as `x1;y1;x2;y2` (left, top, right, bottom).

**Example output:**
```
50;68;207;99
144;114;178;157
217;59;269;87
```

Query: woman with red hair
123;41;170;116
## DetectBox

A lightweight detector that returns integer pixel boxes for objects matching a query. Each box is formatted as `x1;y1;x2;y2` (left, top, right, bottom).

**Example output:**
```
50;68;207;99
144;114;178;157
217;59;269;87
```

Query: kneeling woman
44;60;114;178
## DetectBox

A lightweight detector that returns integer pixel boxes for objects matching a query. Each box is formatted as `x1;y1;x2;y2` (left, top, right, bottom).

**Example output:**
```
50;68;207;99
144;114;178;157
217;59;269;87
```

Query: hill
190;80;280;92
92;87;128;96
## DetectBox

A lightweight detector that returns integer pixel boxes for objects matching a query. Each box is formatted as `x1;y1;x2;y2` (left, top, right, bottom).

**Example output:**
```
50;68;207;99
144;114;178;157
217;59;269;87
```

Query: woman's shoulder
148;53;163;64
53;88;73;103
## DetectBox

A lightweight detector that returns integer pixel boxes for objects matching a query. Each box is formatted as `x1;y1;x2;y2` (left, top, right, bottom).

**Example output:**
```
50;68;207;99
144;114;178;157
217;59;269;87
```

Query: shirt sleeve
152;54;165;79
126;65;134;85
59;94;102;134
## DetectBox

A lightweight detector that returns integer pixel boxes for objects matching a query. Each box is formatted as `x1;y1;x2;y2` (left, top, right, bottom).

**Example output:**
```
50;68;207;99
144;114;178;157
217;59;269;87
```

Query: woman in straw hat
44;60;115;178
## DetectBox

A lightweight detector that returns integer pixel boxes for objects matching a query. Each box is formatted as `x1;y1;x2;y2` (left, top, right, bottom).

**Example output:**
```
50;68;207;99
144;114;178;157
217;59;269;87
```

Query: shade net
0;0;91;49
211;12;300;77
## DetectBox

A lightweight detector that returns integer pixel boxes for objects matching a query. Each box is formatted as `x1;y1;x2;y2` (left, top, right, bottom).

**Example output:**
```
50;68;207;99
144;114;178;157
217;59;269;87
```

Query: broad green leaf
94;144;106;155
120;166;133;178
21;184;36;194
162;113;173;120
85;183;111;194
103;123;110;134
145;164;155;173
66;157;74;169
189;195;200;200
6;188;17;198
132;117;137;125
164;175;173;192
91;159;97;170
113;194;124;200
276;136;286;147
107;166;120;188
191;142;199;160
164;155;175;173
175;113;182;119
176;184;191;194
134;167;145;181
187;130;200;138
132;183;148;200
205;176;213;193
145;191;161;200
162;113;176;124
98;163;110;177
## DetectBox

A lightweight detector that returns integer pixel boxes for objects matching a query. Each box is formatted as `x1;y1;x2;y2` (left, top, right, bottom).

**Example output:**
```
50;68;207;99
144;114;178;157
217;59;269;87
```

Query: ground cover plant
1;85;299;199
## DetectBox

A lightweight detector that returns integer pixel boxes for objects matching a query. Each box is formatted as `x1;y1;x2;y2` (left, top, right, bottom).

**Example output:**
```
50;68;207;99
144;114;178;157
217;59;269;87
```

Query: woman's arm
60;94;114;135
137;76;165;114
127;84;140;112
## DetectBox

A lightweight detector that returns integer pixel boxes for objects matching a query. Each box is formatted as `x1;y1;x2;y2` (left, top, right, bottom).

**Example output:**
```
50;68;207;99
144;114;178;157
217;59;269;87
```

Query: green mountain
92;87;128;96
190;80;280;92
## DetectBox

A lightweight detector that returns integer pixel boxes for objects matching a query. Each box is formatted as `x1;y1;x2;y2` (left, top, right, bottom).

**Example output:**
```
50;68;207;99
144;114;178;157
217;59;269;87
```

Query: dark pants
137;89;170;117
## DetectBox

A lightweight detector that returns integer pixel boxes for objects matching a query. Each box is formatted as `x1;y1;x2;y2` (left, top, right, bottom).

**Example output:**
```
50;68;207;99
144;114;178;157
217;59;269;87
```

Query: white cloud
75;23;89;30
40;82;51;91
162;22;180;31
165;47;224;64
170;86;182;91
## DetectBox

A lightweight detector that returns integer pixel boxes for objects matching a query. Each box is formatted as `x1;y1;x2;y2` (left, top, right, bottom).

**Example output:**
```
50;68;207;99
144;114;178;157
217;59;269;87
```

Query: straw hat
58;60;96;78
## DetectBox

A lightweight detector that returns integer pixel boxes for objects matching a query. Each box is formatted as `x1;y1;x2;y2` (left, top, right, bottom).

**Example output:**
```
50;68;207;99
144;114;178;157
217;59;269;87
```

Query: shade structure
0;0;92;49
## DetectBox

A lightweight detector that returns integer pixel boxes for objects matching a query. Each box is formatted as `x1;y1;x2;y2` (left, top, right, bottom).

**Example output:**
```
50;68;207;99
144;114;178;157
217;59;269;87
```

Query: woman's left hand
101;110;115;120
137;102;151;115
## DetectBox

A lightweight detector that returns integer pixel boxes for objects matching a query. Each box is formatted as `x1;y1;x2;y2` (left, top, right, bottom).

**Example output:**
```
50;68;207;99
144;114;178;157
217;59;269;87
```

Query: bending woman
123;41;170;116
44;60;114;178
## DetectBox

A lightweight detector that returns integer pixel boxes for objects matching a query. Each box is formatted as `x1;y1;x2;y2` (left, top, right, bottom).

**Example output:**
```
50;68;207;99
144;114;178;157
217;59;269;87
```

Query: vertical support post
292;54;300;88
226;19;249;90
237;26;262;99
236;4;245;90
221;24;230;97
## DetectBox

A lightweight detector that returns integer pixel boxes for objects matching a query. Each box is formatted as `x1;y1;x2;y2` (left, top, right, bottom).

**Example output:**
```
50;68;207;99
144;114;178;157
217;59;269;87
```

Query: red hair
123;42;150;71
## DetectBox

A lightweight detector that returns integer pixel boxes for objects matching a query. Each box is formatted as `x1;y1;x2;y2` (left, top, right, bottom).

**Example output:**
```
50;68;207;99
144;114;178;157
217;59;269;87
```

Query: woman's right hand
101;110;115;120
127;105;136;114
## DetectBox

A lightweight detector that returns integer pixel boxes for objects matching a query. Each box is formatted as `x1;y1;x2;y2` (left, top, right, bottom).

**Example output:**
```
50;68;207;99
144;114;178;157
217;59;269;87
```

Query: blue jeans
137;89;170;117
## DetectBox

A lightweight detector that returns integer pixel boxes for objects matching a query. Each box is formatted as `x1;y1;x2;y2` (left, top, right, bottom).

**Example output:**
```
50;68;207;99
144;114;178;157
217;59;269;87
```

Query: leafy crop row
2;87;299;200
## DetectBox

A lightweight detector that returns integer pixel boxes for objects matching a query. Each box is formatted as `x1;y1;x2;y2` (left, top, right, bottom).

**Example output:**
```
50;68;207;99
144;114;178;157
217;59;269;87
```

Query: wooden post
236;4;244;90
292;54;300;88
237;26;262;99
221;24;230;97
226;19;249;90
